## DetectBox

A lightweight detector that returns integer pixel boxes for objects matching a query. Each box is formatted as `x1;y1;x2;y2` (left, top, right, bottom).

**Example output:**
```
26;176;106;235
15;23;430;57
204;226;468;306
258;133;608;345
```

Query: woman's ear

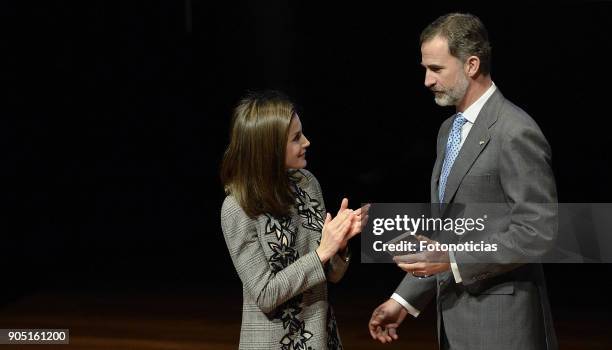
465;55;481;78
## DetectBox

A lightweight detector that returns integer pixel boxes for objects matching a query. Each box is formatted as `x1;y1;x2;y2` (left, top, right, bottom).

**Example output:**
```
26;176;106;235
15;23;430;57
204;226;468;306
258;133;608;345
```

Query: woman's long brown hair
220;91;296;218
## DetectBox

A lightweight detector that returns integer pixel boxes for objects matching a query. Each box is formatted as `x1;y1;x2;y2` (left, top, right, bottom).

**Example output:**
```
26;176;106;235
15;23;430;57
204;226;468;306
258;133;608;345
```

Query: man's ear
464;56;480;77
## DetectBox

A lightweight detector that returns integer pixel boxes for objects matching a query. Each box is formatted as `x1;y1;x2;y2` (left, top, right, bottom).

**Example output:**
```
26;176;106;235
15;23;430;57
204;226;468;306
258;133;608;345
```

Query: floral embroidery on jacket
294;184;325;232
262;174;331;350
326;306;343;349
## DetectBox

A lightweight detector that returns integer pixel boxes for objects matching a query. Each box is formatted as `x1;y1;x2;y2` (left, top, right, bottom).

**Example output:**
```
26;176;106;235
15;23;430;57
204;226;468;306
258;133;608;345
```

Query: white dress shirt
392;82;497;317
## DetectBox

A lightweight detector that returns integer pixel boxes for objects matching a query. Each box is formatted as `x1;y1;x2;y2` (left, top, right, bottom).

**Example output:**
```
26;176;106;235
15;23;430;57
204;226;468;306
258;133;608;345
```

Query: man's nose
424;71;435;88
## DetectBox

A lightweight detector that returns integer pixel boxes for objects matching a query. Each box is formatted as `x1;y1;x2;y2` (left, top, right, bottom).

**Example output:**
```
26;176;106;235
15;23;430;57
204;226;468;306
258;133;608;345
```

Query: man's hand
368;299;408;343
393;235;451;276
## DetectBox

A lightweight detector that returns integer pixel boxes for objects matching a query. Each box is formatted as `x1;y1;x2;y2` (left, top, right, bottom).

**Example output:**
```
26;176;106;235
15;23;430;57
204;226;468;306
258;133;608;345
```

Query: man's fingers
393;252;423;264
369;308;383;326
376;326;388;343
397;262;425;270
383;327;393;343
368;320;380;339
415;234;434;244
388;326;399;340
374;326;383;342
369;325;376;339
368;323;375;339
397;262;427;274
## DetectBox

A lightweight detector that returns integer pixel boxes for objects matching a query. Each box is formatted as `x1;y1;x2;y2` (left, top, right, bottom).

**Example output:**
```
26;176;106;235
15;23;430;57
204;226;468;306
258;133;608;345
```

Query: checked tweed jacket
221;169;348;350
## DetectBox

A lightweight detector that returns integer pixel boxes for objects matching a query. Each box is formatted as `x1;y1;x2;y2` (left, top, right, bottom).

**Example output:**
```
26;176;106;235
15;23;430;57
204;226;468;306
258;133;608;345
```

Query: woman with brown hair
220;90;366;349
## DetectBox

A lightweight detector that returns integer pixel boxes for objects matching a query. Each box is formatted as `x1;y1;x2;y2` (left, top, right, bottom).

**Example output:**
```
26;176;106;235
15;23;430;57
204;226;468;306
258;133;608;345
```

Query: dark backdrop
4;0;612;316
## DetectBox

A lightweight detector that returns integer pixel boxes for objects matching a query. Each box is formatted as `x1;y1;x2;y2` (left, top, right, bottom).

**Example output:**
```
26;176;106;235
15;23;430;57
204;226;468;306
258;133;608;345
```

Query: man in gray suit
368;13;558;350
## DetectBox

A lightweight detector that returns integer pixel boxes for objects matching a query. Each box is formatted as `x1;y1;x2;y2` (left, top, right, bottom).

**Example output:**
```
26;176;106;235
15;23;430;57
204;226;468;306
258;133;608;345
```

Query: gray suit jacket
221;169;348;349
395;89;558;350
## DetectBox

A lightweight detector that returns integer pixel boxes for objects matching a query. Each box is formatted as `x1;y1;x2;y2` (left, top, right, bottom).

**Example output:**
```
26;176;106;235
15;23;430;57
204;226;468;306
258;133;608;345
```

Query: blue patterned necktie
438;113;468;202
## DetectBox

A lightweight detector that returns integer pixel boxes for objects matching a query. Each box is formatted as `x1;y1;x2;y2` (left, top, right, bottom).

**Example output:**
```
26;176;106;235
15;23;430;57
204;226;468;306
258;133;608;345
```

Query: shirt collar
460;82;497;124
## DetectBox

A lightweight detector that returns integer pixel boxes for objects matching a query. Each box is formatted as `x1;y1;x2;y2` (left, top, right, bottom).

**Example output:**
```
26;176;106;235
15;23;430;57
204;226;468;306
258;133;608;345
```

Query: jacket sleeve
221;196;327;314
393;273;437;312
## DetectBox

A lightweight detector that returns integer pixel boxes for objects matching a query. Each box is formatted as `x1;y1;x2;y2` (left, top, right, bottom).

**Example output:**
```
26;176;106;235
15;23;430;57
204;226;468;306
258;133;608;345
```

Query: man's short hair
420;13;492;75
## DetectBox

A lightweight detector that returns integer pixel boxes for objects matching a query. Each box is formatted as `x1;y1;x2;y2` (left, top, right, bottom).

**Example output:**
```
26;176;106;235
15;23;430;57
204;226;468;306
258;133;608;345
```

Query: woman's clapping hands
316;198;370;263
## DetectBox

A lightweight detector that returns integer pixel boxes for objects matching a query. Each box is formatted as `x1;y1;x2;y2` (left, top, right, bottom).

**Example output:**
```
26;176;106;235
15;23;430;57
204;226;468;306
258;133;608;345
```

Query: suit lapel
441;90;504;205
432;119;451;202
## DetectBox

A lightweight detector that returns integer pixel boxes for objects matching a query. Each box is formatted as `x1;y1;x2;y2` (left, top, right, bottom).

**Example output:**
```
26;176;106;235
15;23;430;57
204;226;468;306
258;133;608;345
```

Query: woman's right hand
316;206;354;264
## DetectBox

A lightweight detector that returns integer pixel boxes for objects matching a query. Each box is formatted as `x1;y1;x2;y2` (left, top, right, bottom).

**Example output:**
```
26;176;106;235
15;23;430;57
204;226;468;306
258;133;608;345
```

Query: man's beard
433;72;469;107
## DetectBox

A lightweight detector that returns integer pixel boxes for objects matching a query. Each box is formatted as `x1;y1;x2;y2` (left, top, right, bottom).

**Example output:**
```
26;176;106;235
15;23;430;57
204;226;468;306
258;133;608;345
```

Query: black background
4;0;612;319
